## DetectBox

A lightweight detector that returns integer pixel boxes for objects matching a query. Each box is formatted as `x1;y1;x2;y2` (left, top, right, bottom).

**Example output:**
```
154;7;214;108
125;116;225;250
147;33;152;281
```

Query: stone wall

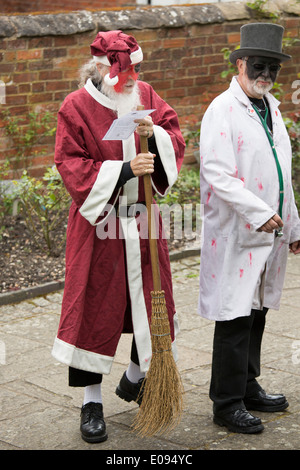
0;2;300;175
0;0;133;14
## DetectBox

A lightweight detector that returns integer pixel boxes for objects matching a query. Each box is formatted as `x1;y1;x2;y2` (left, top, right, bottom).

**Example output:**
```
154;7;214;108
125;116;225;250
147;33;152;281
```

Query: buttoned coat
198;76;300;321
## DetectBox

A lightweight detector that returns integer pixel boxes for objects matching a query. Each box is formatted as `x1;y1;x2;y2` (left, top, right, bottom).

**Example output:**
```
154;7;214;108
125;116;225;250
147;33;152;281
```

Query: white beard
100;81;141;116
252;78;273;97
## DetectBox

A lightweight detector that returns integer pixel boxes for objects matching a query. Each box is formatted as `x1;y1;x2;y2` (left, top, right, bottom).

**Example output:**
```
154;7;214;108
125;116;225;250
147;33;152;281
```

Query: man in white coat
199;23;300;434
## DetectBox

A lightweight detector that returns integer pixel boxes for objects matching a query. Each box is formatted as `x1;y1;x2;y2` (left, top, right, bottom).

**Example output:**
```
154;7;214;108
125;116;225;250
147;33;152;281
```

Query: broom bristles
132;290;184;437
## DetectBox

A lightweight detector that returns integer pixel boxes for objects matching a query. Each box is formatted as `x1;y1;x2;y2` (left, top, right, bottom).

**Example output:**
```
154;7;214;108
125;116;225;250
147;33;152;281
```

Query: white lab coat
198;76;300;321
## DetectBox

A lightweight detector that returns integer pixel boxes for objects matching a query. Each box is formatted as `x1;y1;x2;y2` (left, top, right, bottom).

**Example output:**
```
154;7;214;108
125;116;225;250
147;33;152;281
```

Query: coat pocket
238;220;274;248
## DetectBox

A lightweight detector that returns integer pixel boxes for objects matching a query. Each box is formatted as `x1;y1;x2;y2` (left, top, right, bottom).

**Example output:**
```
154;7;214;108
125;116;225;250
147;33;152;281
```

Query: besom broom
132;109;184;437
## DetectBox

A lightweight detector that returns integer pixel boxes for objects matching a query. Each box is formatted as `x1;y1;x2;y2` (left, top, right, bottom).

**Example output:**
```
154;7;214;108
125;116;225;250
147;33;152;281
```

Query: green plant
220;47;239;79
0;159;13;239
282;35;300;49
1;110;56;176
183;120;201;167
155;166;200;239
12;166;71;256
284;114;300;208
246;0;280;19
272;82;284;101
156;166;199;207
183;126;200;150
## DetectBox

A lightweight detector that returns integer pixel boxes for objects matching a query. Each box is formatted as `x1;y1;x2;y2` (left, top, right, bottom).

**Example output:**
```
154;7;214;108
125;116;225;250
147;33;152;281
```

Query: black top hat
229;23;291;64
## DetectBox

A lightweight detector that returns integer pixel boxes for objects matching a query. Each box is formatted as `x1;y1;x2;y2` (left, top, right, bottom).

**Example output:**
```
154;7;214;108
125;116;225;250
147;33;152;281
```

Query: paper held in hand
103;109;156;141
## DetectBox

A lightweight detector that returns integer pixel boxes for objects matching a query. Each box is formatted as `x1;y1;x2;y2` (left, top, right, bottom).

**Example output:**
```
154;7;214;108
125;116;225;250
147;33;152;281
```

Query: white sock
83;383;102;405
125;360;145;384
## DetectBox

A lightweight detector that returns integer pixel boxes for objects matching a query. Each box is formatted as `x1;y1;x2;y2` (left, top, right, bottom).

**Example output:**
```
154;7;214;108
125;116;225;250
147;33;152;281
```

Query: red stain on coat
237;133;244;153
255;177;263;191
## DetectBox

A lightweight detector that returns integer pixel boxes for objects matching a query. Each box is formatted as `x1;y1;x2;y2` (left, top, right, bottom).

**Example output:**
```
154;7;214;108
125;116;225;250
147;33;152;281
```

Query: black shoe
80;402;108;443
213;408;264;434
115;372;146;406
244;389;289;412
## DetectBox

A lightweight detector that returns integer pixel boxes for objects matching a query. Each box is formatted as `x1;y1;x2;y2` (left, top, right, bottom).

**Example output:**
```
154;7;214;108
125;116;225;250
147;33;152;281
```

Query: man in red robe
52;30;185;443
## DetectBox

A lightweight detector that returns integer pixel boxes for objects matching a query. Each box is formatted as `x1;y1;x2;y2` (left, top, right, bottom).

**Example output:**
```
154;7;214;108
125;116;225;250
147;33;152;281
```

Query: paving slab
0;252;299;454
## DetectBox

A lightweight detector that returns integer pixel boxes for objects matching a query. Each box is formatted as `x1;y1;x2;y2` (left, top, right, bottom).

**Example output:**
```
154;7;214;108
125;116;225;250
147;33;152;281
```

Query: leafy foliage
12;167;71;256
155;166;200;237
155;166;199;207
285;114;300;207
246;0;280;19
0;160;12;239
1;110;56;176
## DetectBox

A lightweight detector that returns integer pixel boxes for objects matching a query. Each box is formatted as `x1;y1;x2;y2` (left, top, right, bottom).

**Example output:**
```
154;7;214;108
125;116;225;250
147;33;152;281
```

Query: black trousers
69;336;140;387
209;307;268;414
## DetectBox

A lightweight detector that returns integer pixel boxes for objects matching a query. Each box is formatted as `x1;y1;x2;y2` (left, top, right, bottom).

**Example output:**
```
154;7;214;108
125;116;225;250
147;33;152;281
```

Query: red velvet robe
51;79;185;374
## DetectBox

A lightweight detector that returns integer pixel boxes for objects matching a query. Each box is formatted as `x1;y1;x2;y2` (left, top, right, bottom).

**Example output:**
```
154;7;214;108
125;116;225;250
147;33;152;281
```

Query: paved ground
0;252;300;452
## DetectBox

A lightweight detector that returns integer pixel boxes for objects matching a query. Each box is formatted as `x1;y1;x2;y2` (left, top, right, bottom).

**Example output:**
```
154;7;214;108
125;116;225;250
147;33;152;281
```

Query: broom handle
138;107;161;291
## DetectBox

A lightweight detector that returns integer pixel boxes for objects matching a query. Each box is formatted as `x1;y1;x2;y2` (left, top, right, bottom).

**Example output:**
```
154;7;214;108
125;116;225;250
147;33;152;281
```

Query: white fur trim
120;215;179;371
151;124;178;196
93;55;110;66
52;314;178;375
52;337;114;375
84;78;116;110
79;160;123;226
122;135;139;204
119;216;152;372
130;47;143;64
104;73;119;86
93;46;143;67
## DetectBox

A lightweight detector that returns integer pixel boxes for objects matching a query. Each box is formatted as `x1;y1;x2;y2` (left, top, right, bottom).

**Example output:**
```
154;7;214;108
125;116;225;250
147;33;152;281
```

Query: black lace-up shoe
115;372;146;406
80;402;108;443
213;408;264;434
244;389;289;412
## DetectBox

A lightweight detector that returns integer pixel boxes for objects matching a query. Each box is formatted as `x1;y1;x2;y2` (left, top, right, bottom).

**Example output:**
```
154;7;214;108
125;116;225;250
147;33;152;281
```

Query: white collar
229;75;280;109
84;78;117;111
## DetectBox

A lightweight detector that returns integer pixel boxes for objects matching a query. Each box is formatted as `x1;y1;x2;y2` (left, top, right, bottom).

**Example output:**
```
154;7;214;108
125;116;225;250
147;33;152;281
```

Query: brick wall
0;0;133;14
0;4;300;177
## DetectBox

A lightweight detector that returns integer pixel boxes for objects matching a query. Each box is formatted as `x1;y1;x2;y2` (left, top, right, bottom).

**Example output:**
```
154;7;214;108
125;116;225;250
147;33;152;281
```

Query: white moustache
254;77;273;86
